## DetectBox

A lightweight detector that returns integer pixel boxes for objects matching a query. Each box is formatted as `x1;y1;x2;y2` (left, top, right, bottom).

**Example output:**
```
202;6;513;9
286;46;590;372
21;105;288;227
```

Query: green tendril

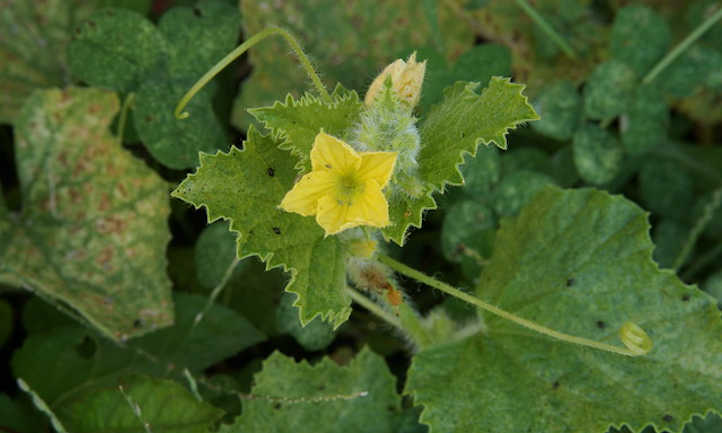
378;254;651;357
174;27;330;120
514;0;577;60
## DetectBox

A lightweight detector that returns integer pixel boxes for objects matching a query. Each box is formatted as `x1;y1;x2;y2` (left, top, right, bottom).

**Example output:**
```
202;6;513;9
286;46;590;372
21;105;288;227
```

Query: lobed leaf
407;187;722;433
0;87;173;341
55;375;224;433
224;348;403;433
172;127;351;328
418;77;539;190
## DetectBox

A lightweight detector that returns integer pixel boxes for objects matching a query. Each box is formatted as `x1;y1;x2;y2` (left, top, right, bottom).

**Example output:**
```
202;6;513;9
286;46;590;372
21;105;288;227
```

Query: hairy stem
174;27;330;119
643;5;722;84
514;0;576;60
345;286;402;330
378;254;648;357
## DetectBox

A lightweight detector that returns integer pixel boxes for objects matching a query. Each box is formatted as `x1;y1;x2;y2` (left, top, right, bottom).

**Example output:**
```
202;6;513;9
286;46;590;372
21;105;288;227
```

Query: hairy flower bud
365;53;426;108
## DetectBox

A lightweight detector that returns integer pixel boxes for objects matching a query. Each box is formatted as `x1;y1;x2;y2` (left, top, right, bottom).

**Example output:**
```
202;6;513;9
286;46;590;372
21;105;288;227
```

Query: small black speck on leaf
133;319;142;328
681;294;690;302
552;381;560;390
273;402;282;410
267;167;275;177
193;7;203;17
596;320;606;329
663;414;674;423
566;278;575;287
272;227;281;235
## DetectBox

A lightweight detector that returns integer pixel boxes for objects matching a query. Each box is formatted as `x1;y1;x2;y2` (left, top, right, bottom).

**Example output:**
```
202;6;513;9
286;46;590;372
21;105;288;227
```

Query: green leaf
249;85;364;172
531;80;582;141
67;8;168;93
406;187;722;433
0;88;173;341
0;0;95;123
572;123;624;185
621;85;669;155
639;157;695;221
13;293;264;404
652;219;687;269
276;292;335;351
441;200;496;263
157;0;241;78
492;170;555;217
195;221;238;290
0;299;12;348
233;0;474;129
0;394;48;433
132;75;228;169
55;375;224;433
610;5;671;76
172;127;351;328
583;60;637;121
382;190;438;246
418;78;539;191
224;348;402;433
420;43;511;113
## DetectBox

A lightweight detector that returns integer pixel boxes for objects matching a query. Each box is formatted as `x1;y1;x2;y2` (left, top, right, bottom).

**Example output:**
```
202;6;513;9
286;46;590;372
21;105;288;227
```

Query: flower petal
345;179;390;228
279;170;336;216
315;179;390;235
310;132;361;173
358;151;397;188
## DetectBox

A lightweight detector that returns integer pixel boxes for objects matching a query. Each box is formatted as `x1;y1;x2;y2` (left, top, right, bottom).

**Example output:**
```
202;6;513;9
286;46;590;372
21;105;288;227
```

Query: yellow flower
364;52;426;108
280;132;397;236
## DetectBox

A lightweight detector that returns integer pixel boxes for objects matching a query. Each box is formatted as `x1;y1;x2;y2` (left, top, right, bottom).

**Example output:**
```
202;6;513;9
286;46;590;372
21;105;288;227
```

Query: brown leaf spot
96;247;114;269
98;193;111;212
89;104;101;114
96;216;126;234
116;183;128;198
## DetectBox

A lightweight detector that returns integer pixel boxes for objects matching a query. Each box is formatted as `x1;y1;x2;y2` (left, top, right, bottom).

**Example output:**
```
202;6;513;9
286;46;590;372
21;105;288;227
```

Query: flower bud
365;53;426;108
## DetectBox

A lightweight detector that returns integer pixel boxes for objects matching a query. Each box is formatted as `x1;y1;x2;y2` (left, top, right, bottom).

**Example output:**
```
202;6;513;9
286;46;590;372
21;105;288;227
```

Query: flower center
336;173;363;205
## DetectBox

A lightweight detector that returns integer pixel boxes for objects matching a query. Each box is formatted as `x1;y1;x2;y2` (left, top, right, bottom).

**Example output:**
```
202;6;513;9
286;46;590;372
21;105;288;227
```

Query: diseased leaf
55;375;224;433
67;8;168;93
0;88;173;341
0;0;95;123
233;0;474;129
223;348;402;433
583;60;637;120
13;293;264;404
621;85;669;155
531;80;582;141
172;127;351;328
133;75;227;169
406;187;722;433
419;78;539;190
492;170;555;217
572;123;623;185
250;85;364;172
610;5;671;76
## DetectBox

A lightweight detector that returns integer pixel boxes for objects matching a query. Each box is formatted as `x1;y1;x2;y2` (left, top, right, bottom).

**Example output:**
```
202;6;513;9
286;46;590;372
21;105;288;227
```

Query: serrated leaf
55;375;224;433
0;0;95;123
531;80;582;141
572;123;624;185
382;190;438;246
172;127;351;328
67;8;168;93
583;60;637;120
249;85;364;172
418;77;539;190
13;293;264;404
223;348;402;433
233;0;474;129
611;5;671;76
0;88;172;341
406;187;722;433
